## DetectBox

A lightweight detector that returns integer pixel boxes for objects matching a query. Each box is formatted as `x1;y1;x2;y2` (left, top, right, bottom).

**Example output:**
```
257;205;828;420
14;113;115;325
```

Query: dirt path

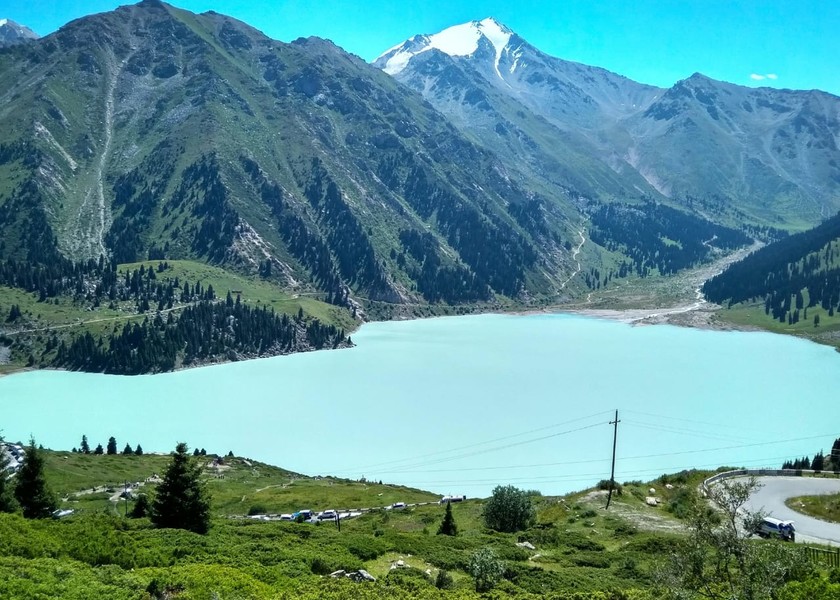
558;229;586;291
580;489;685;534
1;301;210;337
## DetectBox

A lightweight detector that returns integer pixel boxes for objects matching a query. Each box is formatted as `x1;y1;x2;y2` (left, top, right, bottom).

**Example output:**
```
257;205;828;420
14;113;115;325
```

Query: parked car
755;517;795;541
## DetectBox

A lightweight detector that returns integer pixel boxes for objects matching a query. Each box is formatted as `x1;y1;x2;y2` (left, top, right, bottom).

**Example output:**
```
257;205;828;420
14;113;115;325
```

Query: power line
622;419;759;444
622;408;769;437
612;432;835;462
385;452;815;489
338;410;614;473
365;433;833;475
381;421;608;474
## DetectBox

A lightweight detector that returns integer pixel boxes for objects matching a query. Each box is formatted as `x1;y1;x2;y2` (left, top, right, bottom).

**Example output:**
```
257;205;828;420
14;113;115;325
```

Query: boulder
516;541;536;550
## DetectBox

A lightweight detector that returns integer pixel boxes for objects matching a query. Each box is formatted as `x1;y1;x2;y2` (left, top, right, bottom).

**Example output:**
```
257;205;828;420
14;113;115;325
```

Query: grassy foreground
1;451;839;599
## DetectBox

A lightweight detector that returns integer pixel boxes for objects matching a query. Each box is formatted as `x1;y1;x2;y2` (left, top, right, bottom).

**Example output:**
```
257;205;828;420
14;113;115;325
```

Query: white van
756;517;795;541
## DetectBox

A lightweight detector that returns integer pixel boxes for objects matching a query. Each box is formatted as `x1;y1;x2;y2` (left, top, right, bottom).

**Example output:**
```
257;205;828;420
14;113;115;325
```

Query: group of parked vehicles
275;495;467;523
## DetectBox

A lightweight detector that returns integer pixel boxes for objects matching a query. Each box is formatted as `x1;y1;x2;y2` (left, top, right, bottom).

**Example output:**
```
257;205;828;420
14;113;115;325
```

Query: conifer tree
131;494;151;519
80;435;90;454
122;443;133;455
94;444;104;455
107;437;118;455
135;444;144;456
151;442;211;534
13;438;56;518
437;500;458;536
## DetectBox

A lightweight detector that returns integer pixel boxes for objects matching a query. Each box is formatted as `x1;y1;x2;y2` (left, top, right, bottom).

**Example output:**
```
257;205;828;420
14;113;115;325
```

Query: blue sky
4;0;838;95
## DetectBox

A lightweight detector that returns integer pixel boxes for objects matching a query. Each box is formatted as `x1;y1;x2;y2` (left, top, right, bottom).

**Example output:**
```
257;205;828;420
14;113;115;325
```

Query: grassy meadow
1;449;839;598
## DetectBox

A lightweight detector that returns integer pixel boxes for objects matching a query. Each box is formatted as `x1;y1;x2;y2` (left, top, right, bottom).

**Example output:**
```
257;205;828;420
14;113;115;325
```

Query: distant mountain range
0;18;38;47
0;2;837;318
0;1;755;313
376;18;840;229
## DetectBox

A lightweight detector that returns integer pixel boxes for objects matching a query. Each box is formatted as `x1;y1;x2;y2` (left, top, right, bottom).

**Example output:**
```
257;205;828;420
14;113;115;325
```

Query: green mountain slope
0;0;579;308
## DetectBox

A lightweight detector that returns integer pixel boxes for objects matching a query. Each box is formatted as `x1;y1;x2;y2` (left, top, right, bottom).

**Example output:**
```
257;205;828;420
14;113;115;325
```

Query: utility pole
606;410;620;510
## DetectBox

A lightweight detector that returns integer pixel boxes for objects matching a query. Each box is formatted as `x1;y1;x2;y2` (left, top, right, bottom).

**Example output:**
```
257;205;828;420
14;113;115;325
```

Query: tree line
780;437;840;471
72;434;143;456
53;299;348;374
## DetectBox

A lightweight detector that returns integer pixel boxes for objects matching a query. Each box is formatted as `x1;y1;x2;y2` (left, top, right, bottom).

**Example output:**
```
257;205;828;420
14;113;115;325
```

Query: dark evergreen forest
588;202;751;280
1;258;348;374
703;212;840;324
54;299;347;375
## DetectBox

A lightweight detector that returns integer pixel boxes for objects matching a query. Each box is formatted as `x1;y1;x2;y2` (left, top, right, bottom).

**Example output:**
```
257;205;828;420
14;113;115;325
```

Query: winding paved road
736;476;840;546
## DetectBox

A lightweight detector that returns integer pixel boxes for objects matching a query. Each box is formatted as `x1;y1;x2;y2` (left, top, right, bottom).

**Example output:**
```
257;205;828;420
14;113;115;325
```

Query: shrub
469;547;505;592
130;494;151;519
597;479;623;495
483;485;536;533
435;569;454;589
310;557;334;575
247;505;267;516
344;536;386;561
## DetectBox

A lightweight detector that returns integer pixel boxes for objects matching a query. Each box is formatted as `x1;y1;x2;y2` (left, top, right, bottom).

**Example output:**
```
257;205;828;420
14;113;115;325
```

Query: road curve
736;476;840;546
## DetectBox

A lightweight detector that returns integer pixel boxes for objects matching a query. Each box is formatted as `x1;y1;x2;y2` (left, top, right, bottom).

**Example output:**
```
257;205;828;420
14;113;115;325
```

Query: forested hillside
587;202;750;283
0;260;349;374
704;212;840;324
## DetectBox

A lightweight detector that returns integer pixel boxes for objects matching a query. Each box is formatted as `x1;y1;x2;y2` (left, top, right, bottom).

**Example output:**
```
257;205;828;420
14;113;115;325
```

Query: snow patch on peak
0;19;8;27
477;18;511;58
377;18;516;80
428;21;483;57
476;18;512;83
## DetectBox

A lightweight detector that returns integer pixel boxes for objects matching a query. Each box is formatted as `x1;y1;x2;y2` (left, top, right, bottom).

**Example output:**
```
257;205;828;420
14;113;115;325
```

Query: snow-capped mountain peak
375;17;514;77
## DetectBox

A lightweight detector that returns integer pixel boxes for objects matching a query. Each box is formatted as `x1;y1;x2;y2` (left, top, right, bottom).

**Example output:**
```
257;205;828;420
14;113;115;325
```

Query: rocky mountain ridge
376;19;840;229
0;19;38;48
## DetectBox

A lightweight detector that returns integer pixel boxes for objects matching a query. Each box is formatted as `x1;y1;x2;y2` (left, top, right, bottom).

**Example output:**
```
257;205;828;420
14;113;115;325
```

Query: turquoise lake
1;313;837;498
